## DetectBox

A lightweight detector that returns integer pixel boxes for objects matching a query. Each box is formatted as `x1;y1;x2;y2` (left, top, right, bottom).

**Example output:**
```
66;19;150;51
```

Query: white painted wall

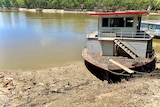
122;40;147;58
100;41;114;56
87;40;101;54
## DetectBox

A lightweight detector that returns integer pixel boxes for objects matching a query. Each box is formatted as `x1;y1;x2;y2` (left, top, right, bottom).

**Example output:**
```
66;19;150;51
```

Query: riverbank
1;7;160;15
0;7;96;14
0;61;160;107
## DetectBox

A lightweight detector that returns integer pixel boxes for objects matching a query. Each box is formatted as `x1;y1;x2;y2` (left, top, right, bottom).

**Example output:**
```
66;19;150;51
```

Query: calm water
0;11;160;70
0;11;97;70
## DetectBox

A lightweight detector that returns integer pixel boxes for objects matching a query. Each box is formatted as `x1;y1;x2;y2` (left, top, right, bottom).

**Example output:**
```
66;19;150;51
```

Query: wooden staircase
114;39;139;59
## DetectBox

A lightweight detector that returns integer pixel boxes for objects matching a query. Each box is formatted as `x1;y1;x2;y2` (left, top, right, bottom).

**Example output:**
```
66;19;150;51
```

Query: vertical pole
121;31;122;38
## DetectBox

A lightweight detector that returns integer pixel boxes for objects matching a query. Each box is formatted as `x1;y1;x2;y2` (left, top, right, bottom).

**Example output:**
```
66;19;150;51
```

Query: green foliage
0;0;160;10
16;0;25;7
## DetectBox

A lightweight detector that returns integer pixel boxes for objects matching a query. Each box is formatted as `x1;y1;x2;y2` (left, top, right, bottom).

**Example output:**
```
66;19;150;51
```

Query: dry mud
0;61;160;107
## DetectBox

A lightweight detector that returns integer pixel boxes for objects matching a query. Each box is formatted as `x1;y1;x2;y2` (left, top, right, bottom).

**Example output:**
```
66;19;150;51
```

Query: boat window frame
101;17;134;28
102;18;109;27
109;17;125;27
140;23;148;30
148;24;154;30
155;25;160;30
126;17;134;27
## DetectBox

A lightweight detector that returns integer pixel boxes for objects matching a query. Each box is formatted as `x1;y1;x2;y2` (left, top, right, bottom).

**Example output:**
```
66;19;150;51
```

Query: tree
0;0;2;7
24;0;31;8
50;0;61;9
1;0;11;7
0;0;159;11
16;0;25;7
10;0;18;7
84;0;96;10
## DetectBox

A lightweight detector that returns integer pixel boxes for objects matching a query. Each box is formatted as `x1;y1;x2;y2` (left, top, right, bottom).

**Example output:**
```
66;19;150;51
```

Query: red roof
90;11;148;16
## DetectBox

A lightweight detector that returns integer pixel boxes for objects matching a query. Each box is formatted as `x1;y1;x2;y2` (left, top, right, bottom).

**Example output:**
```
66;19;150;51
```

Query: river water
0;11;160;70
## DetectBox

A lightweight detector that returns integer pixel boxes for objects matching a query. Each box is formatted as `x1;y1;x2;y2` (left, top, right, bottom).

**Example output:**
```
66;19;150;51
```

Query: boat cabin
83;11;156;82
141;20;160;38
86;11;154;59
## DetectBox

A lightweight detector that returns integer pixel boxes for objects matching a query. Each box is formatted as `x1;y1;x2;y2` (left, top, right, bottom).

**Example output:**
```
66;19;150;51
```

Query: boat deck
82;48;154;71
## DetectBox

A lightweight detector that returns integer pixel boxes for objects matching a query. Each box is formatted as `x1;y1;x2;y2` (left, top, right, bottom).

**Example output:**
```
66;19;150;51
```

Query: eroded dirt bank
0;62;160;107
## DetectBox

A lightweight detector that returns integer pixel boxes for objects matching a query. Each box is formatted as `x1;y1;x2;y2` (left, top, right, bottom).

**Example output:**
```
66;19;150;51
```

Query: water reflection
0;11;97;70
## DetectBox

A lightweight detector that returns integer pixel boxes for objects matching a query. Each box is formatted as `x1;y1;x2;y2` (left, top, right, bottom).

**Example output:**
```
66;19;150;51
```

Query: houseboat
141;20;160;38
82;11;156;83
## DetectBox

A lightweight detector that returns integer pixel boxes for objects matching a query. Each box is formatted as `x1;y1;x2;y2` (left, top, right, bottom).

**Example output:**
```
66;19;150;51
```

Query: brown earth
0;61;160;107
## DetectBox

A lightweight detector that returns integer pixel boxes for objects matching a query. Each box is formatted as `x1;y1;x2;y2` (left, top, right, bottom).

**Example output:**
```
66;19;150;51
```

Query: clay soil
0;61;160;107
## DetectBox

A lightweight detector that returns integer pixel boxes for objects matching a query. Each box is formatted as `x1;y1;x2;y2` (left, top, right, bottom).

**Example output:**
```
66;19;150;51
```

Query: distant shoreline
1;7;160;15
0;7;96;14
1;7;160;16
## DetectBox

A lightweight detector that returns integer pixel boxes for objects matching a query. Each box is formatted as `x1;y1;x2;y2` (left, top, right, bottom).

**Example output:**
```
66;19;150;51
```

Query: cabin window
141;23;145;28
101;17;134;27
140;23;148;30
149;24;153;30
126;18;133;27
102;18;108;27
152;25;156;29
110;18;124;27
156;25;160;29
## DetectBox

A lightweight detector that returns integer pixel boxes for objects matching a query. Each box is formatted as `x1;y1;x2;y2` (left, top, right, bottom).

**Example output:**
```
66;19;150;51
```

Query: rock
38;82;44;86
4;77;13;81
53;88;58;92
22;84;31;91
3;79;13;87
32;82;37;85
19;91;23;94
38;91;43;95
0;88;9;94
0;74;4;78
7;87;13;91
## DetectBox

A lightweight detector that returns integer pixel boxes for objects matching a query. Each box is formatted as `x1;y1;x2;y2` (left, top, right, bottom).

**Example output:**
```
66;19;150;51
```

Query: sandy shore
0;61;160;107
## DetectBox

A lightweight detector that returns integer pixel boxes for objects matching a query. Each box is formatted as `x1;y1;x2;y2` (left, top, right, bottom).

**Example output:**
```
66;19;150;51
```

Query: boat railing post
132;32;134;38
121;31;122;38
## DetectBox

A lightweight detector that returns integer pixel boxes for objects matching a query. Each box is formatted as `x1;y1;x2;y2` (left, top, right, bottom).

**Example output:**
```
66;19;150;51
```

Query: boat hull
84;57;156;83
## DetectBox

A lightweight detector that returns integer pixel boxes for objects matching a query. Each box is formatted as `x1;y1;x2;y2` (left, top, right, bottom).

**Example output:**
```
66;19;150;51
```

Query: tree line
0;0;160;11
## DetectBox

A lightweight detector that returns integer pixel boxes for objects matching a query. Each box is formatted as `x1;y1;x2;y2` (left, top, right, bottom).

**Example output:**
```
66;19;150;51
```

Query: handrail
145;29;160;36
99;30;151;39
116;31;150;38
